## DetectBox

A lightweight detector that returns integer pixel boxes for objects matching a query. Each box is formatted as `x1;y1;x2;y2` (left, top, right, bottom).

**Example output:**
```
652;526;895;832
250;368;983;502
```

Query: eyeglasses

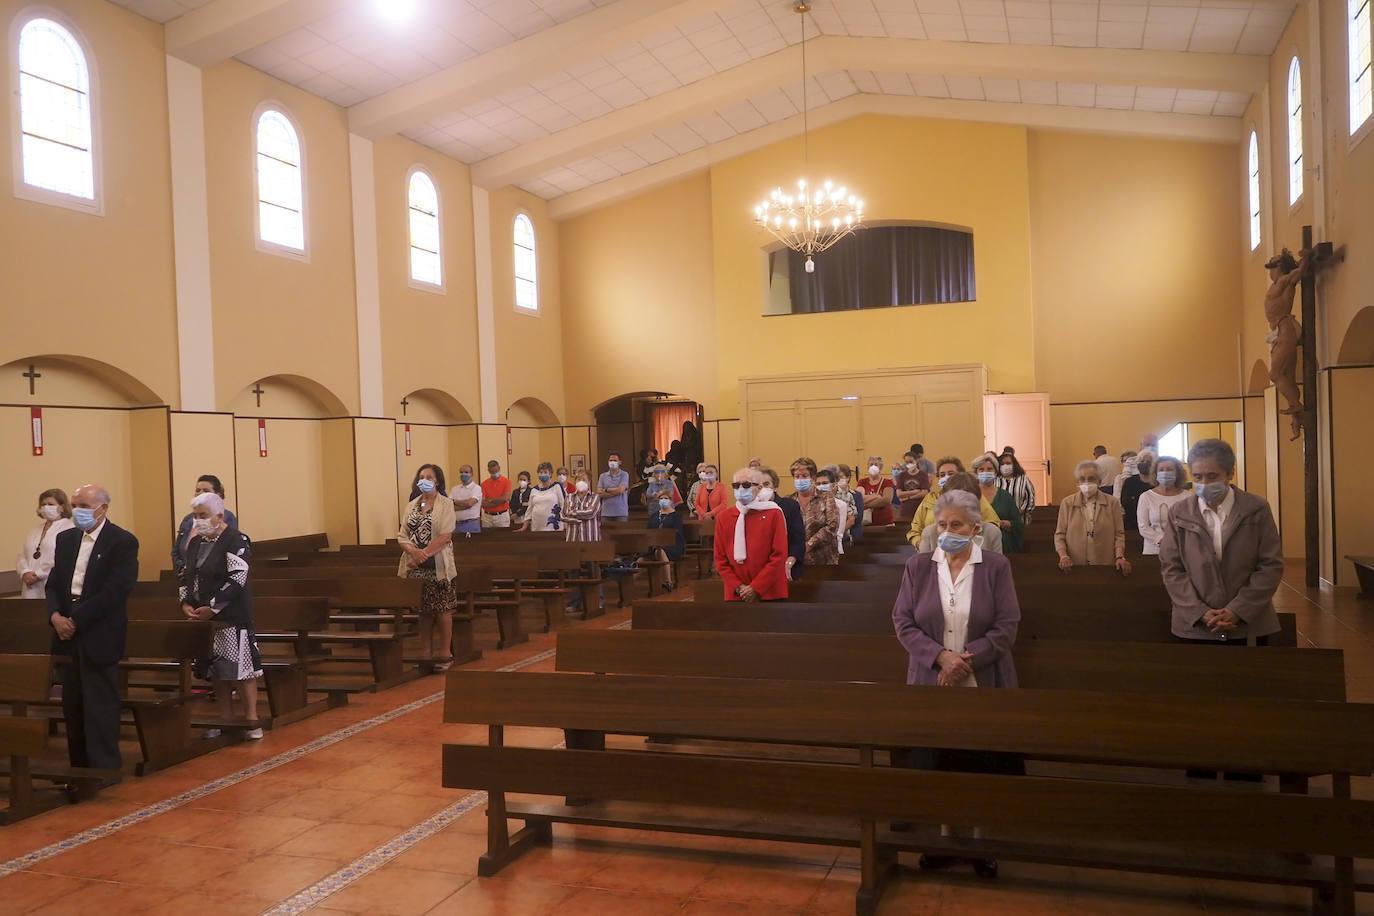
732;482;755;490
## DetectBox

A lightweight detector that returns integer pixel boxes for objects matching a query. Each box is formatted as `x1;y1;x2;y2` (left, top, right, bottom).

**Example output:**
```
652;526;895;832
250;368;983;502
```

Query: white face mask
758;486;775;502
868;465;880;476
192;517;217;536
607;460;620;470
518;480;528;489
575;480;589;493
904;463;917;473
1079;483;1099;497
40;504;62;521
558;474;567;483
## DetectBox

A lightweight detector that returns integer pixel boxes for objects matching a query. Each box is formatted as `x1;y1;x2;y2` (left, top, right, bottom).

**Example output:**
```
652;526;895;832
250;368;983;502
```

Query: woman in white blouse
1136;455;1191;555
17;489;75;598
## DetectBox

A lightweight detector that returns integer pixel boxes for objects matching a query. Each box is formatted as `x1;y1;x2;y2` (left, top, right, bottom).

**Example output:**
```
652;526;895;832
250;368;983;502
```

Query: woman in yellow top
906;456;1000;547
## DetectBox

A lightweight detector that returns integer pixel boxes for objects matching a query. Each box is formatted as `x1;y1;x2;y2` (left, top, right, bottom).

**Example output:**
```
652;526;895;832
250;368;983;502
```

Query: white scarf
734;498;779;564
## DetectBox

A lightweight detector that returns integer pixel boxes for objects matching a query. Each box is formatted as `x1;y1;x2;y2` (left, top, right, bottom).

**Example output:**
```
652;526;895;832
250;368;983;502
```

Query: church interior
2;0;1374;912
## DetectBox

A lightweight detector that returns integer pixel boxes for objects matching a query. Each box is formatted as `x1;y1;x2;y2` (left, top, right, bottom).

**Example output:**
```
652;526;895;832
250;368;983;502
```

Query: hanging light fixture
753;1;864;273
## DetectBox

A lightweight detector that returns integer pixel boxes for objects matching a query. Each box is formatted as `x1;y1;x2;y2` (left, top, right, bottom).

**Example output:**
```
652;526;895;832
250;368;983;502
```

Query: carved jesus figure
1264;248;1309;439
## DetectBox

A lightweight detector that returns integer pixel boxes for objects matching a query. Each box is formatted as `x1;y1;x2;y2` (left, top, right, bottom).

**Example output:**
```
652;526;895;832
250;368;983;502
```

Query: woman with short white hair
1054;461;1130;574
180;491;263;739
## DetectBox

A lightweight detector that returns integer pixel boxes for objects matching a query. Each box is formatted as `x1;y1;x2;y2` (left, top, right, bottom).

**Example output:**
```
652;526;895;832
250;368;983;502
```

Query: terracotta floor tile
584;846;716;896
334;792;449;828
481;839;620;886
187;812;321;851
269;821;398;862
186;778;302;813
104;840;239;889
0;870;93;914
422;876;575;915
260;787;377;821
25;878;178;915
24;836;173;880
214;852;341;900
691;860;831;908
555;886;685;915
323;865;472;915
116;806;235;845
387;830;490;876
939;878;1076;914
139;892;276;916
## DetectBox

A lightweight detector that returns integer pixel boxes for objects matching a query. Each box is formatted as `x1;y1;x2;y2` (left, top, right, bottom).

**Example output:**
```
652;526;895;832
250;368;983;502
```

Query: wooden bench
631;600;1302;646
0;653;78;824
252;532;330;558
1348;555;1374;599
441;671;1374;915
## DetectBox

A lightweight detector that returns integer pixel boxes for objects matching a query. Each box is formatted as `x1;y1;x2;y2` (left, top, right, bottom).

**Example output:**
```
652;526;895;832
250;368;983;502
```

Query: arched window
513;213;537;312
1288;57;1303;204
1353;0;1373;133
1247;131;1261;251
16;17;97;207
255;108;304;253
407;168;441;287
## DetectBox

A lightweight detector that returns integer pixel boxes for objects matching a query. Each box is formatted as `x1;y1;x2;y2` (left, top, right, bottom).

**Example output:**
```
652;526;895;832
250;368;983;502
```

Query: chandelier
753;2;864;273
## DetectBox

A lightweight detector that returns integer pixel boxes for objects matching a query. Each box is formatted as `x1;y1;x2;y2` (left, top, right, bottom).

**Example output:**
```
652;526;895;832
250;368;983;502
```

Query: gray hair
1074;460;1100;480
933;489;981;525
821;463;841;480
1187;438;1236;474
971;452;999;472
190;492;225;516
733;467;762;484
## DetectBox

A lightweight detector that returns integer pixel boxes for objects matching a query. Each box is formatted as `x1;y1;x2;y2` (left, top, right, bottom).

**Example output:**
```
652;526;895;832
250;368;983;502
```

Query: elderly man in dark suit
45;483;138;771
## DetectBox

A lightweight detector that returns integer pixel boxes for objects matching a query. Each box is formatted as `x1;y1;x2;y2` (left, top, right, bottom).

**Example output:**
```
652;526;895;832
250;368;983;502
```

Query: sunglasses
732;482;756;490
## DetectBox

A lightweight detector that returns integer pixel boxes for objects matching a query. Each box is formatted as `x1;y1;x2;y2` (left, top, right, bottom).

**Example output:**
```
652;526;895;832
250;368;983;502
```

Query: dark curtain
775;225;975;314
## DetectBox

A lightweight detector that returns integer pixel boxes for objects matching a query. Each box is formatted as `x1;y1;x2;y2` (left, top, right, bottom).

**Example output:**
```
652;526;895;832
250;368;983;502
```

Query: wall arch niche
396;388;474;508
1337;307;1374;364
592;392;704;481
1248;359;1271;395
506;396;563;478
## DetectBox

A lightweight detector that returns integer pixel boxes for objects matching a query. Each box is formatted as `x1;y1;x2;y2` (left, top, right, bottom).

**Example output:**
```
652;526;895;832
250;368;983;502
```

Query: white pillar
349;133;384;418
165;55;216;411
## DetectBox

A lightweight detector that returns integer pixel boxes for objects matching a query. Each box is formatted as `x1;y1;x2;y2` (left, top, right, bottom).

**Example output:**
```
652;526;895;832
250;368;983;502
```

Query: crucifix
251;383;265;407
22;364;41;395
400;397;410;416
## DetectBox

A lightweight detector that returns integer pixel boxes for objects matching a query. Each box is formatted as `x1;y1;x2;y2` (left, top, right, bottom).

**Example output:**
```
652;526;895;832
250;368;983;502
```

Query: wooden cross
251;383;265;407
400;397;410;416
22;364;41;395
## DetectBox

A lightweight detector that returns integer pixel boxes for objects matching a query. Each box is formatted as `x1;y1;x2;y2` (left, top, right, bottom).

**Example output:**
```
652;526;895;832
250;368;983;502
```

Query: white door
983;393;1051;505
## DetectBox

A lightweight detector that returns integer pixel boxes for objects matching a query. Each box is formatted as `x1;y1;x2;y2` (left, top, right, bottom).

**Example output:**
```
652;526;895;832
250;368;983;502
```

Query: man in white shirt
1093;446;1120;494
450;464;482;536
45;484;139;772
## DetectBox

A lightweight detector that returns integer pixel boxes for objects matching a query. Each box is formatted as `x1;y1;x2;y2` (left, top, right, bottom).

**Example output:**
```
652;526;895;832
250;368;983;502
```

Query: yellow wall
232;417;326;541
0;1;178;405
560;173;718;418
202;60;358;414
373;136;481;418
170;412;238;517
1330;367;1374;586
489;189;565;422
1028;131;1244;402
710;115;1034;417
353;418;397;544
128;408;173;579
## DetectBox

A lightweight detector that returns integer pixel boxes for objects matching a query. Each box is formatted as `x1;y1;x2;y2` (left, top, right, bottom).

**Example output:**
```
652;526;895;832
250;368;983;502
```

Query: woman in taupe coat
1054;460;1131;575
1159;439;1282;644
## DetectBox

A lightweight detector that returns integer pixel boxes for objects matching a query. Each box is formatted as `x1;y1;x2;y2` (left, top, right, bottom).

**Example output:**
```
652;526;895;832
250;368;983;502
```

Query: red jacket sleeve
746;510;789;599
714;511;742;598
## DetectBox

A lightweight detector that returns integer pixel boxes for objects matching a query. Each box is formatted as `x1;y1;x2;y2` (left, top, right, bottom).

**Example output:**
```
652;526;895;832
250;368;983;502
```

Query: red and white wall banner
258;418;268;457
404;424;412;456
31;407;43;456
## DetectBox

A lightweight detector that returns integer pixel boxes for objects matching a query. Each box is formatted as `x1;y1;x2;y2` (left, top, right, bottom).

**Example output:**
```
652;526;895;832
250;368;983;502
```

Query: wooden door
983;393;1051;505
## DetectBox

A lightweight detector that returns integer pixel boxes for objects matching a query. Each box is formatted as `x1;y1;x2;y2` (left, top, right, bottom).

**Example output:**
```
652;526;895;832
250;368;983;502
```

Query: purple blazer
891;549;1020;688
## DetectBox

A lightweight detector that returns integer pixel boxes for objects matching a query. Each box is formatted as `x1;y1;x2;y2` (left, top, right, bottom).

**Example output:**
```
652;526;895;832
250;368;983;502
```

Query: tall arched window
1288;57;1303;204
513;213;537;312
1353;0;1373;134
407;168;441;288
16;17;97;208
1247;131;1261;251
255;107;305;253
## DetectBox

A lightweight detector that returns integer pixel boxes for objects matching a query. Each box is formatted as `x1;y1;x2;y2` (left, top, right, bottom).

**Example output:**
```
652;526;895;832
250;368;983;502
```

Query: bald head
71;484;110;530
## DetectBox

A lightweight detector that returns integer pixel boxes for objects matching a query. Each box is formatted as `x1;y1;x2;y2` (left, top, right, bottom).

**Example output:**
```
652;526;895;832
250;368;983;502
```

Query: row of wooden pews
438;522;1374;915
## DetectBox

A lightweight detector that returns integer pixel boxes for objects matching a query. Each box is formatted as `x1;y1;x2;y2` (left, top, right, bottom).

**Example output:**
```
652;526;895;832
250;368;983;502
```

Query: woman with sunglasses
712;468;788;601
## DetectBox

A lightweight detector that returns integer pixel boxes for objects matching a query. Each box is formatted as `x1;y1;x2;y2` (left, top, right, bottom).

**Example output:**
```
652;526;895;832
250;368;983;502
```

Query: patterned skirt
196;625;263;682
408;566;457;616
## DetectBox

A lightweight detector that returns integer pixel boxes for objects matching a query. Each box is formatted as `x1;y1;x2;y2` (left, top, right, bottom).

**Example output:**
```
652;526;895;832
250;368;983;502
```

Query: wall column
472;186;499;423
349;134;384;418
165;56;215;412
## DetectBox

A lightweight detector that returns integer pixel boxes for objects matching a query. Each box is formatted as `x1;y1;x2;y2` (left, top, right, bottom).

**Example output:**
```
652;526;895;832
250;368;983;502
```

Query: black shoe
918;854;957;870
973;858;998;879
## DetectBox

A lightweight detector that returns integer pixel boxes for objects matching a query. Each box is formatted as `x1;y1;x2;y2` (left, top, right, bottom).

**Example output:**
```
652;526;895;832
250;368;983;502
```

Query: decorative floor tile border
0;646;560;878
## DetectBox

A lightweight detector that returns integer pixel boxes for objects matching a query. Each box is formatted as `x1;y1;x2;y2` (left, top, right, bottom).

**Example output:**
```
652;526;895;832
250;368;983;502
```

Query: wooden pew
252;532;329;558
442;671;1374;915
631;600;1301;646
0;653;67;824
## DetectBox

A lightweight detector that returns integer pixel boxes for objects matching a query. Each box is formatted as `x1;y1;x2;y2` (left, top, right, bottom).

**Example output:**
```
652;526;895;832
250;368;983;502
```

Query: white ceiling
107;0;1295;210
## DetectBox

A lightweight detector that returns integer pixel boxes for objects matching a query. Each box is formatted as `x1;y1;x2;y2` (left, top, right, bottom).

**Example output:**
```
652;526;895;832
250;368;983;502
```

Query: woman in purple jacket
891;489;1022;877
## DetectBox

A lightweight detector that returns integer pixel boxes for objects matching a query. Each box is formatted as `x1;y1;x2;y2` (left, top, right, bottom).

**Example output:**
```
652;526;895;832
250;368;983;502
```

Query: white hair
933;490;981;524
190;492;225;516
971;452;1000;472
1075;459;1100;479
733;467;762;484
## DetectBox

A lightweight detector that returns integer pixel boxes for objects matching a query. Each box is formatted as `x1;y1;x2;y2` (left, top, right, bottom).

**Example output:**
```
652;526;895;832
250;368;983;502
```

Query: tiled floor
0;561;1369;914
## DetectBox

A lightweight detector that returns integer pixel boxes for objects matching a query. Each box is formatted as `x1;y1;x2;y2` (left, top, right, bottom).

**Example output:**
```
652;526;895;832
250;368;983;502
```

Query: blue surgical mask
490;471;500;479
736;489;756;506
1156;471;1176;487
795;478;812;492
416;478;436;494
937;476;951;488
1197;481;1229;503
72;507;98;531
608;460;620;470
538;473;551;483
658;499;672;511
702;474;715;482
938;532;972;554
816;483;831;492
977;472;995;485
459;473;472;484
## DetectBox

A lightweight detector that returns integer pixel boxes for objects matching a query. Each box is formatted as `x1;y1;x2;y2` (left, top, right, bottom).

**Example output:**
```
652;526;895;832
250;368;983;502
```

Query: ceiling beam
347;0;740;140
480;35;1265;189
547;93;1240;220
165;0;347;68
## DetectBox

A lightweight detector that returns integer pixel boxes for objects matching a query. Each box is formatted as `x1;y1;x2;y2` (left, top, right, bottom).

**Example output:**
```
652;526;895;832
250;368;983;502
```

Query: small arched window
1247;131;1261;251
407;168;441;288
1352;0;1372;134
1288;57;1303;205
255;108;305;253
513;213;537;312
16;17;97;207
